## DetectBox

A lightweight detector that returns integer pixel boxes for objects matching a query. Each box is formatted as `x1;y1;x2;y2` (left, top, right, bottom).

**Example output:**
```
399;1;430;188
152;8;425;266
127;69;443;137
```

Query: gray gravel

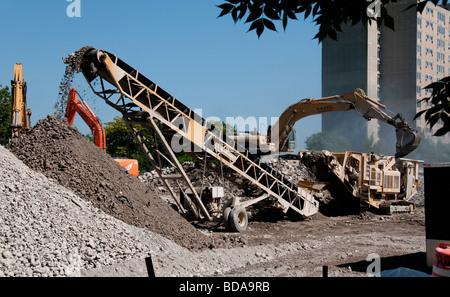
0;144;185;277
0;144;278;277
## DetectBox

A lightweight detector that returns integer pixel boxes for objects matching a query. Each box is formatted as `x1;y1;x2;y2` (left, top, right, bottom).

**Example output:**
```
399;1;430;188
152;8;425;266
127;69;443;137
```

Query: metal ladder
80;48;319;222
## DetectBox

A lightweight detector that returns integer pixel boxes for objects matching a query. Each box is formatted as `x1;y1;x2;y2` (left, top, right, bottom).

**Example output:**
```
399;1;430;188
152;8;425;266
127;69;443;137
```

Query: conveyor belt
80;48;319;219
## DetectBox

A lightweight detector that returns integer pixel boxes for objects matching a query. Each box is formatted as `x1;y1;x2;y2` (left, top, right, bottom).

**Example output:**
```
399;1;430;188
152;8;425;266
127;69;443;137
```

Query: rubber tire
229;206;248;233
223;207;232;231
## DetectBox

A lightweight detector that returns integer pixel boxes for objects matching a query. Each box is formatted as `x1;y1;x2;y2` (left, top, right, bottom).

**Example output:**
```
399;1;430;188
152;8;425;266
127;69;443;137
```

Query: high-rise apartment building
322;0;450;154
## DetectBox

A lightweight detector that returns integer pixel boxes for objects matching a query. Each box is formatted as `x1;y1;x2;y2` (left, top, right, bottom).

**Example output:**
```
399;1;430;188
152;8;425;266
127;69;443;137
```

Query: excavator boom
270;89;421;157
65;88;106;151
64;88;139;177
11;64;31;138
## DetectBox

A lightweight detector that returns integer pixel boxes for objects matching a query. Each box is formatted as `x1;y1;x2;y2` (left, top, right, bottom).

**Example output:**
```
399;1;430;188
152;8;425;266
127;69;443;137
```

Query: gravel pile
0;144;278;278
7;115;219;251
0;144;188;277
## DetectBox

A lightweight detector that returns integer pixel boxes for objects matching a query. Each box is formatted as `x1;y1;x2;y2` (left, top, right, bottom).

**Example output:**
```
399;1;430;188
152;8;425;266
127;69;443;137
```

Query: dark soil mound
8;115;214;250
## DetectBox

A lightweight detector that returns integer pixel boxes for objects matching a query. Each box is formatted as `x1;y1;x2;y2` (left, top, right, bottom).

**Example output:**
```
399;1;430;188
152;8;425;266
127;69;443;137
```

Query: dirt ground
216;209;427;277
82;204;427;277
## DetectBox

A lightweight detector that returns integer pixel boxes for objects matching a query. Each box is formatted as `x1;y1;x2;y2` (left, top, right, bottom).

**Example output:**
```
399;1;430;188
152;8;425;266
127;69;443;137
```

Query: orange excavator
65;88;106;151
65;88;139;177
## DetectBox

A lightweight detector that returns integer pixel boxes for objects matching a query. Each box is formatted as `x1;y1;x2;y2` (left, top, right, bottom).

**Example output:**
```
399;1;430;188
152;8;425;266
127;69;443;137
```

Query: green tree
104;117;154;173
85;133;94;143
414;79;450;137
305;131;350;152
358;135;387;155
217;0;443;39
0;85;12;145
208;120;236;134
217;0;450;137
104;117;195;174
408;134;450;163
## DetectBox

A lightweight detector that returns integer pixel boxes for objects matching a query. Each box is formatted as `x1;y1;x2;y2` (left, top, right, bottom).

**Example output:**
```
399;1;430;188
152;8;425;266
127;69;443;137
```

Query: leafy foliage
414;78;450;137
217;0;446;40
408;133;450;163
305;131;350;152
103;117;195;174
217;0;450;138
208;120;236;134
0;85;12;145
104;117;154;173
358;135;387;155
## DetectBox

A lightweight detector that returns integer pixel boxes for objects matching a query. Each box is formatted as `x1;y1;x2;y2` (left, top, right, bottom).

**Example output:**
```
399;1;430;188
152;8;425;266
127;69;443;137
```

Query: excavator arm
11;64;31;138
65;88;106;151
269;89;421;158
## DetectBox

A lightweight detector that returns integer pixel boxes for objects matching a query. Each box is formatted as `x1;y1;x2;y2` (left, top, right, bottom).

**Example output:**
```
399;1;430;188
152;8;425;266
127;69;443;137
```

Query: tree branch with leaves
217;0;450;137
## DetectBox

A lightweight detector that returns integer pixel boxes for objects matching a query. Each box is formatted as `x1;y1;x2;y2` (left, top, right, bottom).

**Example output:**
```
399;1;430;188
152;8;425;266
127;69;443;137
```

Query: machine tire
229;206;248;233
223;207;232;231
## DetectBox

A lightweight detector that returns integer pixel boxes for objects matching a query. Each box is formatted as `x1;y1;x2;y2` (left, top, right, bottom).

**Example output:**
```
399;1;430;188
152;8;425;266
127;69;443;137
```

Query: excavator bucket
395;128;421;158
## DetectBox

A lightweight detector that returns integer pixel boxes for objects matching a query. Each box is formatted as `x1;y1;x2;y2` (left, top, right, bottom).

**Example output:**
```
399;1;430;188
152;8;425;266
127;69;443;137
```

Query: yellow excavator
229;89;423;214
11;64;31;138
230;89;421;158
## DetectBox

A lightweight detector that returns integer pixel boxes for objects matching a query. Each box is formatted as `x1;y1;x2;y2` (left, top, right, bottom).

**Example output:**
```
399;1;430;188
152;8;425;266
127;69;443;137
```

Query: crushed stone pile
7;115;221;251
0;144;191;276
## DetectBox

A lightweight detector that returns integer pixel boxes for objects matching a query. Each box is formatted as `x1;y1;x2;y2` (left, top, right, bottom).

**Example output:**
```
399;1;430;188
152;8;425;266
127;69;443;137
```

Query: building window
417;44;422;54
438;26;445;35
438;11;446;22
426;20;434;29
417;72;421;80
438;64;445;74
438;39;445;49
418;31;422;41
425;74;433;81
438;52;445;61
417;58;422;67
426;48;433;56
417;85;422;94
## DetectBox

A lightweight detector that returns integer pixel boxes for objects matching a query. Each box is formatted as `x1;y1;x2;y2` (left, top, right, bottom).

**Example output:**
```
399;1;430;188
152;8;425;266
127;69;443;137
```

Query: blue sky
0;0;322;149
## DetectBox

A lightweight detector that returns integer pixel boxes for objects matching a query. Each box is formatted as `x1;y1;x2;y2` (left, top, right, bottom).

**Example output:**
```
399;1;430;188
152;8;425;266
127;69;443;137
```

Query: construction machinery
230;89;421;158
65;88;106;151
299;150;422;214
11;64;32;138
64;88;139;177
78;47;321;232
226;89;423;214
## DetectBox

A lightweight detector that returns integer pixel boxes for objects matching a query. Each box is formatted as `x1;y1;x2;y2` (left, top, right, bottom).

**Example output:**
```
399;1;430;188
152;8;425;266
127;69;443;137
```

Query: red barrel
433;243;450;277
